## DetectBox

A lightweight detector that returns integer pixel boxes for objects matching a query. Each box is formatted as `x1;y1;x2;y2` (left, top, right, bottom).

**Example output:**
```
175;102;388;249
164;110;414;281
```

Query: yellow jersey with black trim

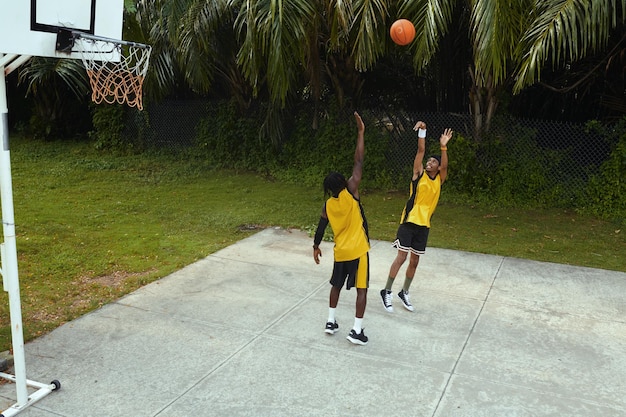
400;172;441;228
325;188;370;262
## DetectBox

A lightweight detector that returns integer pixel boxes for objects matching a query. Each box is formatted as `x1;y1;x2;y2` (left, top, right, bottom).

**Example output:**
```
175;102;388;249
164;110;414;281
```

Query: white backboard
0;0;124;59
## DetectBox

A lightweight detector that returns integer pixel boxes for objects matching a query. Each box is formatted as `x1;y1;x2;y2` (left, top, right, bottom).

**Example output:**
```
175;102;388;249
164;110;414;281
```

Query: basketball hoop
63;31;152;110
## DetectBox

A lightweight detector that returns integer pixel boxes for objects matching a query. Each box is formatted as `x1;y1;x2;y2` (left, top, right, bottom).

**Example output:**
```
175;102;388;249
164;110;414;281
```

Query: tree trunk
468;66;499;140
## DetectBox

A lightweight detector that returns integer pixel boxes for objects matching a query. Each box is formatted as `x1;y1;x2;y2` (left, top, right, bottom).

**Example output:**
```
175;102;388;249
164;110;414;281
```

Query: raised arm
439;128;453;184
412;121;427;180
347;111;365;198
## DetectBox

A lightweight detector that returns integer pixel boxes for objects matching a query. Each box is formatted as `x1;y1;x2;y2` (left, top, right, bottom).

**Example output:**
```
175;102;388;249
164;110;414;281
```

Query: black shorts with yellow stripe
330;253;369;290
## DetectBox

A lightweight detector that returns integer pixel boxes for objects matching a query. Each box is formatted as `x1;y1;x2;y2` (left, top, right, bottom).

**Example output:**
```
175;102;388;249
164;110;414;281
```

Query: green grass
1;137;625;350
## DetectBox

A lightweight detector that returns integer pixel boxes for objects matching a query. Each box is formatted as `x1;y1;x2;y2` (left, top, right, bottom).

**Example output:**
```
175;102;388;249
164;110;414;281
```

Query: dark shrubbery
89;104;126;150
194;100;395;190
581;120;626;225
93;98;626;225
195;101;275;171
445;120;572;208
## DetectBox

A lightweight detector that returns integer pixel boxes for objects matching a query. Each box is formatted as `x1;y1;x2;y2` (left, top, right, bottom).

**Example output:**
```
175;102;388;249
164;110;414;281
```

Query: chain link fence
124;99;208;150
371;110;609;168
366;108;611;201
125;99;612;206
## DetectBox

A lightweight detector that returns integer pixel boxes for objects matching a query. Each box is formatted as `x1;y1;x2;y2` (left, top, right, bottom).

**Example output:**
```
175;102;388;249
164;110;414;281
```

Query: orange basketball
390;19;415;46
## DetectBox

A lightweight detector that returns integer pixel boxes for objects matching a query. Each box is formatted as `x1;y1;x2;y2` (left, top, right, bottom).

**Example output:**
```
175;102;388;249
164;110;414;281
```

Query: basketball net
75;35;152;110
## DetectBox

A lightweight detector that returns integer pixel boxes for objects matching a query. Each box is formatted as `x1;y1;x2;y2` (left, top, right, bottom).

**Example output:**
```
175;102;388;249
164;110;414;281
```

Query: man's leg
347;255;369;345
398;253;420;312
404;253;420;288
329;285;341;308
380;250;408;312
325;285;342;334
388;250;408;280
355;288;367;319
347;288;368;345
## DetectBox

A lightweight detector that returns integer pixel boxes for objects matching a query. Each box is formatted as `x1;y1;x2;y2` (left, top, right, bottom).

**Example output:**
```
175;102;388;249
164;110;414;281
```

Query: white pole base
0;373;60;417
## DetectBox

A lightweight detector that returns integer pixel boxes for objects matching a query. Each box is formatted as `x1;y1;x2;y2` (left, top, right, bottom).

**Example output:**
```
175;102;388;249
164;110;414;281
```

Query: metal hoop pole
1;54;59;417
0;55;28;407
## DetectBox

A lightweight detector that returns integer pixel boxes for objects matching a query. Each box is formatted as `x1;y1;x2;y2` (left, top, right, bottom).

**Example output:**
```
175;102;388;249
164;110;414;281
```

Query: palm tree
136;0;391;141
135;0;626;140
231;0;389;137
14;1;158;139
18;57;90;139
399;0;626;137
136;0;252;106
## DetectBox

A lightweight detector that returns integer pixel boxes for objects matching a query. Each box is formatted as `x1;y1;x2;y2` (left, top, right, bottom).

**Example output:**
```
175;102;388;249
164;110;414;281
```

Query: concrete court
1;227;625;417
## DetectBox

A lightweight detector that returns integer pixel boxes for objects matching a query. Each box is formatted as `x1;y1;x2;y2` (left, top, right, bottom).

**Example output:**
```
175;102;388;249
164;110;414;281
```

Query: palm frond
177;1;231;91
234;0;316;107
398;0;456;71
514;0;626;93
326;0;356;50
470;0;530;88
18;57;89;99
53;59;90;98
352;0;389;71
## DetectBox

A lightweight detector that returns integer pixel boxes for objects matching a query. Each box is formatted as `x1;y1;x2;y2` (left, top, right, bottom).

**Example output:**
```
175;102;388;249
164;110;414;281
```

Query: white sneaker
398;290;414;312
380;289;393;312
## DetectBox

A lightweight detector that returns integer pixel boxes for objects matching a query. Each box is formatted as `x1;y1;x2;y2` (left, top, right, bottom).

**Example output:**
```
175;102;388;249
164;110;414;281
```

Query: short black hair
323;171;347;197
430;155;441;165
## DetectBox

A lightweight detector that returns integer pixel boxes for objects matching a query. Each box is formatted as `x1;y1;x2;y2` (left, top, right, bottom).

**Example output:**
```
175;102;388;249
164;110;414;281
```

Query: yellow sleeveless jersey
401;172;441;228
325;188;370;262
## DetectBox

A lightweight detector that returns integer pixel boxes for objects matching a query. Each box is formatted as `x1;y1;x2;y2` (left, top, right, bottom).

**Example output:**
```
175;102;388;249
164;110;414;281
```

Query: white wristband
418;128;427;138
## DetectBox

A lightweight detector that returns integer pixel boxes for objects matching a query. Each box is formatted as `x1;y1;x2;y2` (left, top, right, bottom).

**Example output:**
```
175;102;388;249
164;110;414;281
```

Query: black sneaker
325;321;339;334
398;290;415;312
346;329;368;345
380;289;394;312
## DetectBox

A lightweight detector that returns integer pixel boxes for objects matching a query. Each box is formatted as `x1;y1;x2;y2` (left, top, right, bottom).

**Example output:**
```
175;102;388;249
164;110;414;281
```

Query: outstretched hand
440;128;453;147
354;111;364;133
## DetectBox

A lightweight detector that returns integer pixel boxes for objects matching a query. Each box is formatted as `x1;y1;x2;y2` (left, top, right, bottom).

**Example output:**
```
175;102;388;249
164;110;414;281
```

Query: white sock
353;317;363;333
328;307;336;323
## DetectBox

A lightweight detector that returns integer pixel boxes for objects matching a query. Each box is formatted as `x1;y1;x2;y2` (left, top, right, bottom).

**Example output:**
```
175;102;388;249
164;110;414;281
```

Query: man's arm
412;121;427;181
313;204;328;264
347;111;365;198
439;128;453;184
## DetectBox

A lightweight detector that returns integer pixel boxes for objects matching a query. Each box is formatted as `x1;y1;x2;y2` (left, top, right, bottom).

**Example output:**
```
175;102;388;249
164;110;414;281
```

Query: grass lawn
1;137;625;350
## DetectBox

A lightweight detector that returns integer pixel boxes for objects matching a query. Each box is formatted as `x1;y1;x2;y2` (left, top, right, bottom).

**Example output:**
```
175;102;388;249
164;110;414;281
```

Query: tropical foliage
130;0;626;141
11;1;626;142
17;58;90;139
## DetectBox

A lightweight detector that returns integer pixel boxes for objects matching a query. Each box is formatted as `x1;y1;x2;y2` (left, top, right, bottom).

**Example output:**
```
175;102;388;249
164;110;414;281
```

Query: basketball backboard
0;0;124;59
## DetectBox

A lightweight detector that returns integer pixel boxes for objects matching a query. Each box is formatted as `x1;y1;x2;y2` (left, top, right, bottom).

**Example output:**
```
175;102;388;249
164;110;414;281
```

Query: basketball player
380;121;453;313
313;111;370;345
